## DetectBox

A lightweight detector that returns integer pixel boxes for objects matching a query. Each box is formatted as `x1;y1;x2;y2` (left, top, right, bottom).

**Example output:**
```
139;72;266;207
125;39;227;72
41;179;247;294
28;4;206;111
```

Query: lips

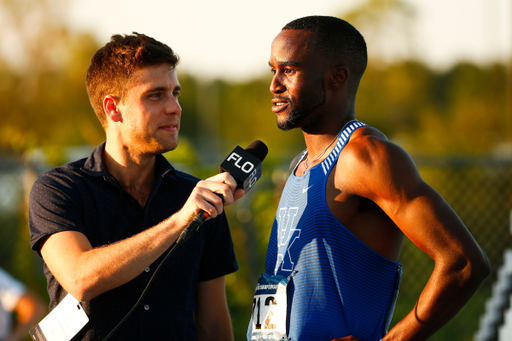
159;123;179;132
272;97;289;113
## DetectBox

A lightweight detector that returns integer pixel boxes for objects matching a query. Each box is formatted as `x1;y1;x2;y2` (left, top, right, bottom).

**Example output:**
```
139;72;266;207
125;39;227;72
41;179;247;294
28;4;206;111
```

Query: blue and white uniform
265;121;402;341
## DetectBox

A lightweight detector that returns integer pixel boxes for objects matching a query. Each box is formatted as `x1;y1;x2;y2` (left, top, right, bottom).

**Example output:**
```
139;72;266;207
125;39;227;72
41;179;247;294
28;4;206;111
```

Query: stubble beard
128;129;178;156
276;82;326;132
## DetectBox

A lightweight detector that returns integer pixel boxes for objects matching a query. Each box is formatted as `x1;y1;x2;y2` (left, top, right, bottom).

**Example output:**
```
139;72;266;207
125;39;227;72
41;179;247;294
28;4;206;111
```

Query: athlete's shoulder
344;125;414;166
343;125;392;165
338;124;422;197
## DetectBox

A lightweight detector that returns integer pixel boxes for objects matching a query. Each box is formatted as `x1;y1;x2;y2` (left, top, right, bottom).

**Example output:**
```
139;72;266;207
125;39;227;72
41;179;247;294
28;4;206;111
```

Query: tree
0;0;103;157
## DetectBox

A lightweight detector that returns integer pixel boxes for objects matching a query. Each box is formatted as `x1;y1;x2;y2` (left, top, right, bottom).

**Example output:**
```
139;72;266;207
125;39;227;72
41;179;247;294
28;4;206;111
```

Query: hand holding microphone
177;140;268;244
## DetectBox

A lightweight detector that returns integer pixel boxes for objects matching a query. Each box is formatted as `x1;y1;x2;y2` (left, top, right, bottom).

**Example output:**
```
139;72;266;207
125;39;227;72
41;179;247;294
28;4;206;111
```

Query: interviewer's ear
103;95;122;123
331;66;349;88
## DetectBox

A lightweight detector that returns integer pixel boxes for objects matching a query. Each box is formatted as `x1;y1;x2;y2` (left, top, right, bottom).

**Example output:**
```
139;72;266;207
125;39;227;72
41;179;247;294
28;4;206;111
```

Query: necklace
303;119;357;172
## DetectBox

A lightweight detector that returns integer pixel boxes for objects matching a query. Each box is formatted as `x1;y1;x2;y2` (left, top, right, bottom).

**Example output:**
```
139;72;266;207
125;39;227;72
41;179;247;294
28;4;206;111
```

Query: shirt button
144;305;149;311
145;267;150;272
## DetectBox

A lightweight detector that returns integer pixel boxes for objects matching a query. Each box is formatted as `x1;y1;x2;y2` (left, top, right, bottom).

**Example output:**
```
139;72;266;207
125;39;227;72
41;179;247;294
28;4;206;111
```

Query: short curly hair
85;32;179;128
283;16;367;82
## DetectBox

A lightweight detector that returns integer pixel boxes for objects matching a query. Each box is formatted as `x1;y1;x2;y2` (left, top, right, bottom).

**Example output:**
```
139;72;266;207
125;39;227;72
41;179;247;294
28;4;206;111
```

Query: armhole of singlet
289;150;307;176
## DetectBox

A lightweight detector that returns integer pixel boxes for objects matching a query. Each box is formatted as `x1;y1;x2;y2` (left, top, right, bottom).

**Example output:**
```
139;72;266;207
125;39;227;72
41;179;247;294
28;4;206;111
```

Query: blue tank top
265;120;402;341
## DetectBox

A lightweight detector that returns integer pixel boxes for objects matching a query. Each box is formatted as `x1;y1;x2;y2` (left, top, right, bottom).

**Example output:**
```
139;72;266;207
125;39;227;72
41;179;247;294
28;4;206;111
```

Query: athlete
247;16;490;341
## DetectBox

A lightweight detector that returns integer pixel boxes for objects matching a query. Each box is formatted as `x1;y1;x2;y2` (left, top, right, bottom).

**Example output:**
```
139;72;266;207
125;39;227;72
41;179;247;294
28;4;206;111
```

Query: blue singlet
265;121;402;341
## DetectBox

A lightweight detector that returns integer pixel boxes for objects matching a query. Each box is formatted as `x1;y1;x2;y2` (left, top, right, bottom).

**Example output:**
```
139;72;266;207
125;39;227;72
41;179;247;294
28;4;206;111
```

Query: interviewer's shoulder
34;158;87;188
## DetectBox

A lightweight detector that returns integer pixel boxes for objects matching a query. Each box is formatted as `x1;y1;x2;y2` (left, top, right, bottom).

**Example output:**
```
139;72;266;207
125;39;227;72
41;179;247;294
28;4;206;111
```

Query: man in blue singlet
247;16;490;341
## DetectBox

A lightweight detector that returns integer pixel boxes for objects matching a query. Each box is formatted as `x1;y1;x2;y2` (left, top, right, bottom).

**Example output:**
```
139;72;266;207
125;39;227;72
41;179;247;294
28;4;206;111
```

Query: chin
160;136;179;150
277;116;302;131
146;140;178;155
277;122;295;131
160;144;178;154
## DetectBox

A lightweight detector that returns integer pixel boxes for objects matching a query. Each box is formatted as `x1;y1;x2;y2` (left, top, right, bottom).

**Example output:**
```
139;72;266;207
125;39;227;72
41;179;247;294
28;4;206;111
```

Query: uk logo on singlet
275;207;301;274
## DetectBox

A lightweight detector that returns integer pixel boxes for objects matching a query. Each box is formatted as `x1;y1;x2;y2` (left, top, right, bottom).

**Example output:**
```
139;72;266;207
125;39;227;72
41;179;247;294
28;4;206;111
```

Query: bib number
247;273;288;340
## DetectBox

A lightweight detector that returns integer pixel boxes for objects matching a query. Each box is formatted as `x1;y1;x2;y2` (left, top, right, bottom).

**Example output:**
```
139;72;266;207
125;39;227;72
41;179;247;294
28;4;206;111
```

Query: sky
65;0;511;81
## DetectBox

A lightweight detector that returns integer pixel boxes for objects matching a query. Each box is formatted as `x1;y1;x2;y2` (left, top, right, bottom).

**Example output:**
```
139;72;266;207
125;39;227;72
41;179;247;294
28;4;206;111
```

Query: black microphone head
219;140;268;192
245;140;268;162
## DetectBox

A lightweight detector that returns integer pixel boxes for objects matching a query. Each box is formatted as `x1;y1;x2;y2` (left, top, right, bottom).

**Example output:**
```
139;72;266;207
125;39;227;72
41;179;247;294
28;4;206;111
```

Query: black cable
102;222;198;341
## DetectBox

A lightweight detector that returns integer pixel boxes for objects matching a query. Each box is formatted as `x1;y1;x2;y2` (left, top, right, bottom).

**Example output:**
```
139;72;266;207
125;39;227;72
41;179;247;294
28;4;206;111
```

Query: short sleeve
28;170;86;255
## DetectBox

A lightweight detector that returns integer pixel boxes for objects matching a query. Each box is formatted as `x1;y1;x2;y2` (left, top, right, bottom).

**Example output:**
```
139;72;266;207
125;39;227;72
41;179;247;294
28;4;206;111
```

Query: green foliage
1;37;510;341
0;1;511;341
0;31;103;152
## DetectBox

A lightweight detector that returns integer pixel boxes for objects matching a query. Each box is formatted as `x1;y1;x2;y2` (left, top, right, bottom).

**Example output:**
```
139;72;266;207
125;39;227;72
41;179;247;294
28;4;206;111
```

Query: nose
269;73;285;94
166;96;182;116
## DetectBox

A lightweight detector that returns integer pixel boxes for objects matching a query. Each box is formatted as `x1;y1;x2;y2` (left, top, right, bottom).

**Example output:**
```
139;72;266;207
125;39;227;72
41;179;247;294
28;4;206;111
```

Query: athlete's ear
331;66;349;88
103;95;122;123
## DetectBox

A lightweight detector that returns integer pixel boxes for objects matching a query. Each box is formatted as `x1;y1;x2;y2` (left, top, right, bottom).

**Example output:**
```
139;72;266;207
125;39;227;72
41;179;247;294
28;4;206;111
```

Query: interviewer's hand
206;172;246;203
332;336;361;341
177;172;245;224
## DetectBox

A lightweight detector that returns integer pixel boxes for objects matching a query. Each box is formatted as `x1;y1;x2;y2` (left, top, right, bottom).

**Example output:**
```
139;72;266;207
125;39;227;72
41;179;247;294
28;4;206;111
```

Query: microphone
219;140;268;192
177;140;268;244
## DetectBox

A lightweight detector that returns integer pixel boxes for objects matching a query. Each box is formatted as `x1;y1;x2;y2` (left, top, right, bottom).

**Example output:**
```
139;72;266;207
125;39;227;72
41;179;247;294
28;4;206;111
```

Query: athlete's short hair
86;32;179;128
283;16;367;81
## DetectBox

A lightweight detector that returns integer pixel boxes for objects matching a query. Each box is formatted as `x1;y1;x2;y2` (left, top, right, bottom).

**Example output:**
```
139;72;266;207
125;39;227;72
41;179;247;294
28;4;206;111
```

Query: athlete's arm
345;130;490;341
39;173;243;302
195;276;234;341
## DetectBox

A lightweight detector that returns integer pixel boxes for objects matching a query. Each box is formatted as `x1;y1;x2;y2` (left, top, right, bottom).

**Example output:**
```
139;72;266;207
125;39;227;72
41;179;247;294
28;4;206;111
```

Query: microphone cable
103;230;192;341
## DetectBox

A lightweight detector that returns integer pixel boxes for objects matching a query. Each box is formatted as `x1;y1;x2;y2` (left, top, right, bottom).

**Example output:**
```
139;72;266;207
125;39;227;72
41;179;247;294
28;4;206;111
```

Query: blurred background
0;0;511;340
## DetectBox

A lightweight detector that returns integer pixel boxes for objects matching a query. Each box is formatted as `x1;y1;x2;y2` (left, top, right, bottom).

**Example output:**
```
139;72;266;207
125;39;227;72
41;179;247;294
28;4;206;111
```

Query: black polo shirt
28;143;238;340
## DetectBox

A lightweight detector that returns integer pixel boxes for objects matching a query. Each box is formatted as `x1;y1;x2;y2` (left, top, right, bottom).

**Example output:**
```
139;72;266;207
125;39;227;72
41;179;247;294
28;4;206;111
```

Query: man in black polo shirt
28;33;243;340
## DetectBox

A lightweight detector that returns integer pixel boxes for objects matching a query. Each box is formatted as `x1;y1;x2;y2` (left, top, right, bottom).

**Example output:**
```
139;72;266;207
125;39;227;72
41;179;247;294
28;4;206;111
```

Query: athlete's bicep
349;138;481;261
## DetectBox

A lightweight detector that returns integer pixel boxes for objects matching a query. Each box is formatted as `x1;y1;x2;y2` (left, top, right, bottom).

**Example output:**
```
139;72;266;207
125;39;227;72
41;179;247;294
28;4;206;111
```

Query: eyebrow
269;61;301;68
145;85;182;94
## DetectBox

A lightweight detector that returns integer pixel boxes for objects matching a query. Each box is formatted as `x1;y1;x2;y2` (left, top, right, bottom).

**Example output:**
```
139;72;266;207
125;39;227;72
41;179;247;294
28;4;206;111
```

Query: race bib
247;273;289;341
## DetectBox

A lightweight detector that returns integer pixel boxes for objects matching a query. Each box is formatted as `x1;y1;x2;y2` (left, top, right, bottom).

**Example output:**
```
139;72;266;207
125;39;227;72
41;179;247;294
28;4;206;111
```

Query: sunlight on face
115;64;182;156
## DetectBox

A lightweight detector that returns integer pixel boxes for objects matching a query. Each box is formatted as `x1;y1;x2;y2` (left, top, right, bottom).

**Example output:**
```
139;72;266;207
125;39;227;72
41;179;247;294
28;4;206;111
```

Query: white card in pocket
29;293;89;341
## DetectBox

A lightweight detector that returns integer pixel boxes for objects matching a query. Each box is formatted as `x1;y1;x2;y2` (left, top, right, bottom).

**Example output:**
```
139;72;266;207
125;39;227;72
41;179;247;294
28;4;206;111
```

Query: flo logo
226;152;255;173
275;207;301;273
